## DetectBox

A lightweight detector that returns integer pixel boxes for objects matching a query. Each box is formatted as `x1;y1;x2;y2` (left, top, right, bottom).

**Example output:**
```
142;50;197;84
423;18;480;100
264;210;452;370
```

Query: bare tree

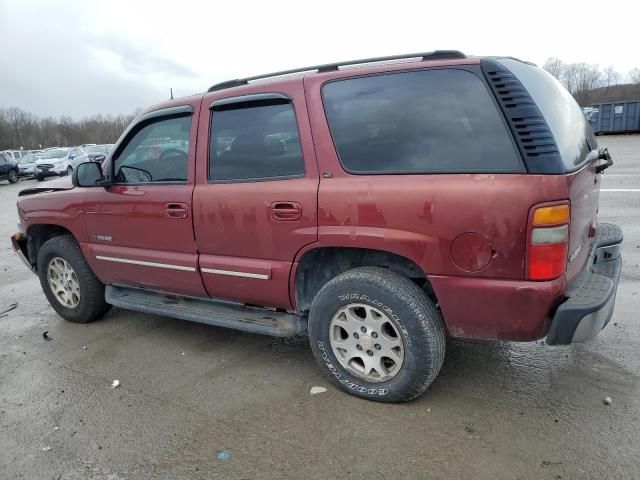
543;57;565;81
629;68;640;85
603;66;620;88
562;63;580;94
563;63;603;106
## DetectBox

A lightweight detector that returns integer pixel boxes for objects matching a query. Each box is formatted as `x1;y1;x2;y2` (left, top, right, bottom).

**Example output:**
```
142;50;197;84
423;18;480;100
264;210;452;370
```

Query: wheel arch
292;246;438;312
25;224;79;271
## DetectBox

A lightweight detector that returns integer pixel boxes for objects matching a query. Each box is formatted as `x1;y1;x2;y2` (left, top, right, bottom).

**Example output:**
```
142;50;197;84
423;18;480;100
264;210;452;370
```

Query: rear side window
209;100;305;182
322;69;521;174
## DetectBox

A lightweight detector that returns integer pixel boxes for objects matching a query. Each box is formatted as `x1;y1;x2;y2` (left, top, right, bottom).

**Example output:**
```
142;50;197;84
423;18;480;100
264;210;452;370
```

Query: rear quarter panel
304;68;574;280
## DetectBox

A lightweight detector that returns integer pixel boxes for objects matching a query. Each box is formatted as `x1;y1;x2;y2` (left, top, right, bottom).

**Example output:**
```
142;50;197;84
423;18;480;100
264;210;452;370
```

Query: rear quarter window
322;68;522;174
496;58;596;171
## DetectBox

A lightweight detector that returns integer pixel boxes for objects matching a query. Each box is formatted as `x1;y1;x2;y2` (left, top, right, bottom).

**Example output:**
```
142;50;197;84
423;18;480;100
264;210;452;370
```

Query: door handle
271;201;302;221
165;202;189;219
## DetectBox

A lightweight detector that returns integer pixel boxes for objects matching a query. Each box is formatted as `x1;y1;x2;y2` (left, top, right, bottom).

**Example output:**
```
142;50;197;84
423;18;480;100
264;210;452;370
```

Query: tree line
543;58;640;107
0;107;137;151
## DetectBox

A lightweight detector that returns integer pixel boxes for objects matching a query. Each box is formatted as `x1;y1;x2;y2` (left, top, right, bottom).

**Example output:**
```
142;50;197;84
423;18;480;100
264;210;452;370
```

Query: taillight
527;204;570;280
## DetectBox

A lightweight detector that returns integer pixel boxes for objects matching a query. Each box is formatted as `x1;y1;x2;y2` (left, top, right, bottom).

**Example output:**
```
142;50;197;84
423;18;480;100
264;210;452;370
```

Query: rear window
322;69;521;174
497;58;596;171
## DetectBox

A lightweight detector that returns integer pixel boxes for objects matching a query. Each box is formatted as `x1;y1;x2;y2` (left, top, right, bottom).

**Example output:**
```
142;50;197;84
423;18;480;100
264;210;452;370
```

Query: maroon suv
11;51;622;402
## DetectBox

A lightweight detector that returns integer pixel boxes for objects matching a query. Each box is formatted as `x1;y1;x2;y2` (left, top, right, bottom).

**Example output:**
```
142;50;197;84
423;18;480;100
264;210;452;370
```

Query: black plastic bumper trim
546;223;622;345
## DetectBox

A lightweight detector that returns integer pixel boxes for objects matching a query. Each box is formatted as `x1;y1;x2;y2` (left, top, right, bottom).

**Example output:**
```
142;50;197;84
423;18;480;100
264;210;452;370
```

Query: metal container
590;101;640;134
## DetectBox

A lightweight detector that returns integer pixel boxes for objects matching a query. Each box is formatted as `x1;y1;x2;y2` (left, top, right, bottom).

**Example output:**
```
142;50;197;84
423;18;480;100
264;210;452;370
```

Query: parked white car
0;150;26;162
17;153;40;176
35;147;87;181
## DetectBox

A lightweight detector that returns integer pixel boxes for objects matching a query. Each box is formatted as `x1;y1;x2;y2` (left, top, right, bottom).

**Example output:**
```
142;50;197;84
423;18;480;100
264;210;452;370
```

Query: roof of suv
139;51;535;125
143;50;482;115
206;50;469;93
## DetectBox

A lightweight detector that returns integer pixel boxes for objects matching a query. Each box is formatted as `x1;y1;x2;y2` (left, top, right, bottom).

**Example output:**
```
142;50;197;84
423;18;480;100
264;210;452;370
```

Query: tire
66;166;73;175
308;267;445;403
36;174;45;181
37;235;111;323
8;169;18;183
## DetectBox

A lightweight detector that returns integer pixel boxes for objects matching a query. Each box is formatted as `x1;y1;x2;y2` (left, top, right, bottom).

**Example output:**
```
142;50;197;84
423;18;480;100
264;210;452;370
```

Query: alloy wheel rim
329;303;405;383
47;257;81;308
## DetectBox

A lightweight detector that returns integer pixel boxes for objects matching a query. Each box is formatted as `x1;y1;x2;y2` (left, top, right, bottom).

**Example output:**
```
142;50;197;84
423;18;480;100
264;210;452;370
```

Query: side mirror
73;161;108;187
93;154;106;162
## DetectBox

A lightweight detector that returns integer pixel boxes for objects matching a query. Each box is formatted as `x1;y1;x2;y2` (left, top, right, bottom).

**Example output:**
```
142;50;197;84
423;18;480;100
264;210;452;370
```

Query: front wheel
308;267;445;402
37;235;111;323
36;174;45;181
8;169;18;183
66;166;73;175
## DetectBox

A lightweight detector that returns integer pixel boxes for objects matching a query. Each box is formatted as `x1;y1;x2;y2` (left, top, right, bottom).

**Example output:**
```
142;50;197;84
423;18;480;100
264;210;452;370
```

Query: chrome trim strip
96;256;196;272
201;267;270;280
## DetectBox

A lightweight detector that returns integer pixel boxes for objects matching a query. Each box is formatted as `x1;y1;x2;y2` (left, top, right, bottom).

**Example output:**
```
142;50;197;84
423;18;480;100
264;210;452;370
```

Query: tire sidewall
37;239;92;322
9;170;17;183
309;272;440;402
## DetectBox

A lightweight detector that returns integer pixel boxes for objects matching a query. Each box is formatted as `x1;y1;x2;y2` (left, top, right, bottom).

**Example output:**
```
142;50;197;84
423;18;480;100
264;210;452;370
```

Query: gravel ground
1;135;639;479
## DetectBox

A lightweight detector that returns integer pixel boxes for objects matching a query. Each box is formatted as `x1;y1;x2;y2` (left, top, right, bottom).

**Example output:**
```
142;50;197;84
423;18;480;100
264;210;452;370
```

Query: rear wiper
595;147;613;174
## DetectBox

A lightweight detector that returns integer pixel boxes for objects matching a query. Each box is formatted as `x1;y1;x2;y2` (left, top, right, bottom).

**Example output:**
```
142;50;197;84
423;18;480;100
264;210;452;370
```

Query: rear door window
322;69;522;174
209;100;305;182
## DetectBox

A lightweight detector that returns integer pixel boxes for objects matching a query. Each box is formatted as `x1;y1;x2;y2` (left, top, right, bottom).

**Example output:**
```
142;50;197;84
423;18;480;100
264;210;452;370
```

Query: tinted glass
497;58;595;171
209;101;305;181
114;115;191;183
323;69;521;174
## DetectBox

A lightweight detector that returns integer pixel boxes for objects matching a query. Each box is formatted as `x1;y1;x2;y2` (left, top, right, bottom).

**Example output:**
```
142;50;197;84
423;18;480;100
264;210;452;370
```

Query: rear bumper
546;223;623;345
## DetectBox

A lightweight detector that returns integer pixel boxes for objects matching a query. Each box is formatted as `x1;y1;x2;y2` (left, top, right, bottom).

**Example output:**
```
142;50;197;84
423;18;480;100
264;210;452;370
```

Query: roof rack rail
207;50;466;92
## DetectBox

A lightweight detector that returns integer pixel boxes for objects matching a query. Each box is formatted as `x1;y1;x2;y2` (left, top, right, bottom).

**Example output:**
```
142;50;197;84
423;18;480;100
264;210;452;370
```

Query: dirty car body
11;51;623;402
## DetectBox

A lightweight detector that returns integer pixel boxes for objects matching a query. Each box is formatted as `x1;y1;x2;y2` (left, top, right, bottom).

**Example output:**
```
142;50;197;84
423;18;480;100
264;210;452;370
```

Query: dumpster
590;101;640;134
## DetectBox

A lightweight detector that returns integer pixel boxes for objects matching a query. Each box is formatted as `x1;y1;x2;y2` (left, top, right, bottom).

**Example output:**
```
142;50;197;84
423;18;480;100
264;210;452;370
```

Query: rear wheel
308;267;445;402
36;174;45;181
8;169;17;183
37;235;111;323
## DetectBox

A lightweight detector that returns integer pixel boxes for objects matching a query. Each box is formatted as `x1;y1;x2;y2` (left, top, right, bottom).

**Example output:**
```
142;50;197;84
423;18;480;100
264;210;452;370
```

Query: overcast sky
0;0;637;118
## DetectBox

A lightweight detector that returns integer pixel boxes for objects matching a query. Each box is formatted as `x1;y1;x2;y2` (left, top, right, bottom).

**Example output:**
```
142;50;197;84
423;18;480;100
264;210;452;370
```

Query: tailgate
565;162;600;283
